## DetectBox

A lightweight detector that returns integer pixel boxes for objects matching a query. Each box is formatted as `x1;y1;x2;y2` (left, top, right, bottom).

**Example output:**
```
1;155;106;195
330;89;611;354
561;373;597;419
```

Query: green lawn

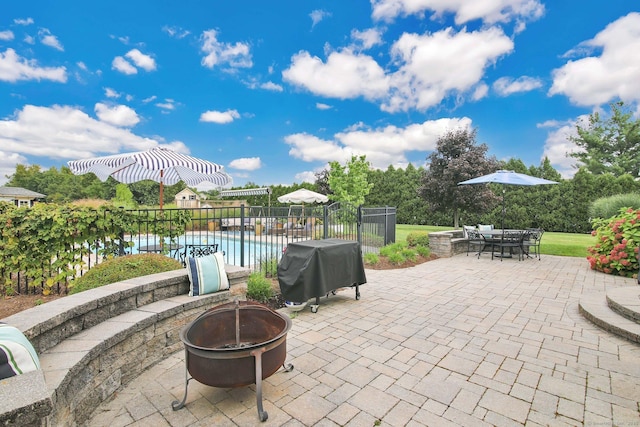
396;224;594;258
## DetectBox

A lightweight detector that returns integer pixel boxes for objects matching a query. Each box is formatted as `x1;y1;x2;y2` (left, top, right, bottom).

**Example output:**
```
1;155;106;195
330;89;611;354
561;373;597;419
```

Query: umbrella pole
159;170;164;211
501;188;506;230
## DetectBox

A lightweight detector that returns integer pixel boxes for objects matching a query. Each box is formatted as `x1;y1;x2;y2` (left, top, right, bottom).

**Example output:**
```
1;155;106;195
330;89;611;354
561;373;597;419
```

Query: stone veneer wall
428;229;468;258
0;265;249;427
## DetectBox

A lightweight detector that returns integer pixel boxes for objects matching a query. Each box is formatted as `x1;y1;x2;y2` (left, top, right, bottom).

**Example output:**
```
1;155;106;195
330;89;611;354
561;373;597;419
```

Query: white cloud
24;35;35;44
283;50;389;101
310;10;331;28
0;30;14;41
94;103;140;127
0;104;165;161
0;151;28;185
156;99;178;110
384;27;514;112
125;49;156;71
39;28;64;51
295;171;317;183
351;28;383;50
285;117;472;169
112;56;137;74
0;48;67;82
162;25;190;39
104;87;120;98
549;12;640;107
537;119;582;178
229;157;262;170
200;29;252;69
472;83;489;101
316;103;332;110
14;18;34;26
260;81;283;91
493;76;543;96
142;95;157;103
200;109;241;124
371;0;545;25
284;26;514;113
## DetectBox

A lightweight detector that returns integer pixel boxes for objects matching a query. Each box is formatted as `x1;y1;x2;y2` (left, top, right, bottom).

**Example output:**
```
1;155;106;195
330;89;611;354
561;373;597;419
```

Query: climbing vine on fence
0;202;140;295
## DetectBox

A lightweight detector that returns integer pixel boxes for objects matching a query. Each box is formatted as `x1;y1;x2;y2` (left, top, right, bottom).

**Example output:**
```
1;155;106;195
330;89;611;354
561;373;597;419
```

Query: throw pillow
186;252;230;296
0;322;40;380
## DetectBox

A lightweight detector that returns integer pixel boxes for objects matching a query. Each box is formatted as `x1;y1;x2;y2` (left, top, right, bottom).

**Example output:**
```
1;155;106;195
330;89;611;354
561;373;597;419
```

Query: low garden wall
428;229;468;258
0;265;250;426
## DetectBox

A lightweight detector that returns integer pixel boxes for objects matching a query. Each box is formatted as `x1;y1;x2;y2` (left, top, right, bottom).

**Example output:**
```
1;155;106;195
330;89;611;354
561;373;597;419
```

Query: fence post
357;205;362;246
240;205;245;267
323;205;328;239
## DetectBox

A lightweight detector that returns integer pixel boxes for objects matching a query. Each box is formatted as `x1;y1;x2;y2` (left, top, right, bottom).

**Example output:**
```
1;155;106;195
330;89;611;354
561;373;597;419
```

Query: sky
1;1;639;190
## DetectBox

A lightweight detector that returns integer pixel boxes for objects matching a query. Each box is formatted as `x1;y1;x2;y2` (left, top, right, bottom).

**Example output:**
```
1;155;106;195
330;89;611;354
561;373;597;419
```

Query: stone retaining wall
0;265;250;427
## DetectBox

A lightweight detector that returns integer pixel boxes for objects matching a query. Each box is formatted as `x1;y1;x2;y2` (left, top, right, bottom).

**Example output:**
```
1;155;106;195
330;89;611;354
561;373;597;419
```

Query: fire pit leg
251;347;268;422
171;350;192;411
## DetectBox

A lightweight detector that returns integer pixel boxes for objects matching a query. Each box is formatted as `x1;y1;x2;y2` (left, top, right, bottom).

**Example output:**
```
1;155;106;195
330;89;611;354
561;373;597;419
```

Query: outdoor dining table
478;229;527;259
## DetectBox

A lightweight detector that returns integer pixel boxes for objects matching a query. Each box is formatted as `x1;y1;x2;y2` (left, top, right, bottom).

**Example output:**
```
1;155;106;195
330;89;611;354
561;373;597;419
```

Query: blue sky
1;1;639;190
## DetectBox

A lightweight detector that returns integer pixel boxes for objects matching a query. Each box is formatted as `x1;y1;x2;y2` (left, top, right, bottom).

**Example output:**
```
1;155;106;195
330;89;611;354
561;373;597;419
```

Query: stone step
606;286;640;323
579;292;640;344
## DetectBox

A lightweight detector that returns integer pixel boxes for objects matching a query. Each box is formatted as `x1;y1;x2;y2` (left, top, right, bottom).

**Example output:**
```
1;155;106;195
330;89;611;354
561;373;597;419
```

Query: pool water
130;234;286;268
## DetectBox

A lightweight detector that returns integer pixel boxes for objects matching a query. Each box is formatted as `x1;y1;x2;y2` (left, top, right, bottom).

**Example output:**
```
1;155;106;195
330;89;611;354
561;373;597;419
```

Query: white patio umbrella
458;170;558;229
68;147;232;209
277;189;328;225
277;188;329;204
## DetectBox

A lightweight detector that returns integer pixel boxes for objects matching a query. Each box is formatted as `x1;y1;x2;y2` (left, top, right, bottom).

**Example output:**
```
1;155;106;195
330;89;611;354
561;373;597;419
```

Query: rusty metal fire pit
171;300;293;421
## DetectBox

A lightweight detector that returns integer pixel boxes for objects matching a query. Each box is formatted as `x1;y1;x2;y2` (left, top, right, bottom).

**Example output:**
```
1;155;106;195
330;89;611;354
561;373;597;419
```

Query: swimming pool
130;233;286;268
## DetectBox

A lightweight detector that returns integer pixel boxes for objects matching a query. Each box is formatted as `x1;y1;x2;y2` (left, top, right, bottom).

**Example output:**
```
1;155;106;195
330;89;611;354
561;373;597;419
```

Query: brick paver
88;255;640;426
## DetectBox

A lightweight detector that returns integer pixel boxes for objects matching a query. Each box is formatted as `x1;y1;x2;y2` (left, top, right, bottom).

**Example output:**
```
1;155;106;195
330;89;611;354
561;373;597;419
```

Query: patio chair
491;230;525;261
522;228;544;260
466;229;486;258
179;243;221;267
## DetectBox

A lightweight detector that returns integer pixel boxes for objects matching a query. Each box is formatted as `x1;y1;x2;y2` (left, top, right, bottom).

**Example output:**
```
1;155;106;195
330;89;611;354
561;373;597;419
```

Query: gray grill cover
277;239;367;303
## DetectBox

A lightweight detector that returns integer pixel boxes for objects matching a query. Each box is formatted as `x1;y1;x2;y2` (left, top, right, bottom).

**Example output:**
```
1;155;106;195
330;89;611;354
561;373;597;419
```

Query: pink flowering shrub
587;208;640;278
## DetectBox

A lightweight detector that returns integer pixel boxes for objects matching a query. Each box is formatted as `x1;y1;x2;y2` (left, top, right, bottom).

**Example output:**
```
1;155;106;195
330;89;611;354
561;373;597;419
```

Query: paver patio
88;254;640;426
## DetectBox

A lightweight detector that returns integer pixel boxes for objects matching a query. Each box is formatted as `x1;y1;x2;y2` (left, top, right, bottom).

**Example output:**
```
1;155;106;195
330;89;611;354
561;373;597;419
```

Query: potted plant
255;219;263;235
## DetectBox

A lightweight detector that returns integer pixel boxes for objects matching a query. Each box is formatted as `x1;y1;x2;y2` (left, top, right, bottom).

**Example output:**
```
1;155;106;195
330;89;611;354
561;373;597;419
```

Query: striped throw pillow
186;252;230;296
0;323;40;380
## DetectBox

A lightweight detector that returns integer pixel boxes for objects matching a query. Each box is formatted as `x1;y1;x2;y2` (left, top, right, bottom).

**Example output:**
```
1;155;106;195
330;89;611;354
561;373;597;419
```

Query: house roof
0;186;46;198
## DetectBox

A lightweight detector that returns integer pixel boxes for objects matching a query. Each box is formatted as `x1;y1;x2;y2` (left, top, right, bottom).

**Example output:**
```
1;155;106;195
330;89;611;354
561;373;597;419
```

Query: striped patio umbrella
68;147;232;209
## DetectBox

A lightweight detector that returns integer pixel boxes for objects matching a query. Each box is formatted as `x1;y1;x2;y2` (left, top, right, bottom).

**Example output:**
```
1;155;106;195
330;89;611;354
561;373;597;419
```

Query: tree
569;101;640;177
313;169;331;196
328;155;373;207
419;128;500;228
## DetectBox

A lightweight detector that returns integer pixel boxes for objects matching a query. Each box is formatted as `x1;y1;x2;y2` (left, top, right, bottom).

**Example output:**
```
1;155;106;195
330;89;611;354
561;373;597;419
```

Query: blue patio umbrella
458;170;558;229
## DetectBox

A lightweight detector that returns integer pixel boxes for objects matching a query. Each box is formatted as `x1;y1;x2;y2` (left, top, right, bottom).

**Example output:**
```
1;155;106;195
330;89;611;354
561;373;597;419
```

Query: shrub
379;242;405;257
260;256;279;278
587;208;640;278
363;252;380;265
69;254;183;294
416;246;430;257
406;232;429;247
387;252;406;265
246;271;274;303
401;248;417;262
588;194;640;220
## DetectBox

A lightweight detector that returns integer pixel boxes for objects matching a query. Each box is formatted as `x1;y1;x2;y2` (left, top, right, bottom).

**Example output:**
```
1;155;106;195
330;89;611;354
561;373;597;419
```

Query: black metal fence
4;203;396;295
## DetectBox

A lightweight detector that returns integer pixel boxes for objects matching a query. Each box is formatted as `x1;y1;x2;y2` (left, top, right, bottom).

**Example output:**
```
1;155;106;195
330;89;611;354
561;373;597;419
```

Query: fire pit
171;300;293;421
